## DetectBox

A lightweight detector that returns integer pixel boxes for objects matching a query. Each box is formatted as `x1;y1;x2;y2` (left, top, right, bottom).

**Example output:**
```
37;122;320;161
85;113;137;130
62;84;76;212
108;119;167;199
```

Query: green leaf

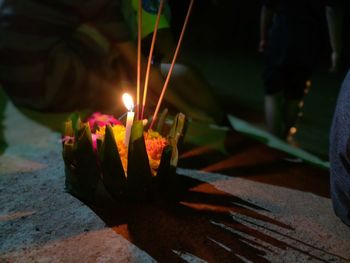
157;145;172;179
69;112;81;132
168;113;186;166
127;120;153;197
63;120;74;138
157;145;178;201
99;125;127;199
62;142;74;164
156;108;168;133
168;113;186;142
69;122;100;203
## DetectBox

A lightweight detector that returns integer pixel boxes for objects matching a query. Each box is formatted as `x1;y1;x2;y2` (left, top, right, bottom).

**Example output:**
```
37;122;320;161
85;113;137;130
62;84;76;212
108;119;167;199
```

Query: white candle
122;93;135;146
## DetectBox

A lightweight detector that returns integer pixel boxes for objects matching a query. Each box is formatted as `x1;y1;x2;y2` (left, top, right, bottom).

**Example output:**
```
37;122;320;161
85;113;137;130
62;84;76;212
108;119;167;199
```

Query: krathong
62;111;185;202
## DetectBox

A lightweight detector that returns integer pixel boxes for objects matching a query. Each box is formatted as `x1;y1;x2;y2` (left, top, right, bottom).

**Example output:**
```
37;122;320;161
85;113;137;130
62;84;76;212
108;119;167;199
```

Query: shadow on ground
86;128;341;262
89;172;344;262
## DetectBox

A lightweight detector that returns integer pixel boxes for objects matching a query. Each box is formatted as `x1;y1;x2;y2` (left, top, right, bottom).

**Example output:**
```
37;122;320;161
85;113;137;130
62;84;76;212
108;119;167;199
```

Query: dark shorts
263;61;311;100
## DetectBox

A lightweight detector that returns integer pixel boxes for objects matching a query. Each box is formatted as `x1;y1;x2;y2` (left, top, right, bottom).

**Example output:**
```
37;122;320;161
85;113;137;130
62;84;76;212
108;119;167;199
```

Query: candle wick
119;103;138;120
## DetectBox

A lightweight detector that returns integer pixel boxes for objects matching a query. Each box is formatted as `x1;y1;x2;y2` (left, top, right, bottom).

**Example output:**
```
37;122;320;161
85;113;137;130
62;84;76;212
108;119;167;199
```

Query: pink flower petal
87;112;122;130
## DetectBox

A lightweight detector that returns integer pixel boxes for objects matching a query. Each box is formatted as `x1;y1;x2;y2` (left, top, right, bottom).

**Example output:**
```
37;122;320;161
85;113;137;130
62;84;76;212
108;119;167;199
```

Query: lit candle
122;93;135;146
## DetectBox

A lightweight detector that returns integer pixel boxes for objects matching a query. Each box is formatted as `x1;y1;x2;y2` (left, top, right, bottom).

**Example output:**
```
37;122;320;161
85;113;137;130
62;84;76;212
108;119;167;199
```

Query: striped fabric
0;0;131;111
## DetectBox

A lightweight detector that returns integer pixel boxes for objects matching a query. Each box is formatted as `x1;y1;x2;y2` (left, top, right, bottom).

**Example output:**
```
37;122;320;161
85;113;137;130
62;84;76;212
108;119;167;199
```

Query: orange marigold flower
92;122;168;176
144;130;168;176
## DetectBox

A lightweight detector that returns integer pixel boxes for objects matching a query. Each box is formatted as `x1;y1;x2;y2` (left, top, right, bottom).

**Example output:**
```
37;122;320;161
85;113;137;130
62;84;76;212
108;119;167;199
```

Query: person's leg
264;91;284;138
263;62;287;138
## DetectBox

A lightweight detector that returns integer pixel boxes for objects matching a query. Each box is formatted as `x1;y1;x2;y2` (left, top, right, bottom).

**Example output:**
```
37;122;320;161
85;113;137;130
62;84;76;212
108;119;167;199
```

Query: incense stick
150;0;195;129
141;0;165;120
136;0;142;120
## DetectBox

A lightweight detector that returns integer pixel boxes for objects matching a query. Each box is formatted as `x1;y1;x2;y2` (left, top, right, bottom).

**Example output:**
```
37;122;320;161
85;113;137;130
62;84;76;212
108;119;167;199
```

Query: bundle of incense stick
135;0;195;128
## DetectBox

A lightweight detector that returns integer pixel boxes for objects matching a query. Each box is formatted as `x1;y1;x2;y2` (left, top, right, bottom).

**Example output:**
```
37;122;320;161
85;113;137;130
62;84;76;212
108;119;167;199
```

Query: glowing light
289;127;297;135
122;93;135;146
122;93;134;111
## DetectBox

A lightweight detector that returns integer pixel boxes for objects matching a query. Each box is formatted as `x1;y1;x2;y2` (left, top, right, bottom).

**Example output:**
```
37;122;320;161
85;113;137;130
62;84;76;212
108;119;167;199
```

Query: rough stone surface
0;103;155;263
179;168;350;262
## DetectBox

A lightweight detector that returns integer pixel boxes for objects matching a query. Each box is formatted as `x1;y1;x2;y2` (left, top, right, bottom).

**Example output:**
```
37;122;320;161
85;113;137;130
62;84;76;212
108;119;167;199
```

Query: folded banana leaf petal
127;120;153;198
156;108;168;133
63;141;75;194
168;113;186;142
62;120;76;195
69;112;80;131
168;113;186;166
70;123;100;203
156;145;177;200
63;120;74;138
157;145;172;179
99;125;127;199
62;120;74;163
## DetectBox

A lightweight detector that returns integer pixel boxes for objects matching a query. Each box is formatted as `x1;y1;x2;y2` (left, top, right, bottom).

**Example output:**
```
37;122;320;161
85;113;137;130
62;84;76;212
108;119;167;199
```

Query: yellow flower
112;125;128;174
144;130;168;175
94;125;168;176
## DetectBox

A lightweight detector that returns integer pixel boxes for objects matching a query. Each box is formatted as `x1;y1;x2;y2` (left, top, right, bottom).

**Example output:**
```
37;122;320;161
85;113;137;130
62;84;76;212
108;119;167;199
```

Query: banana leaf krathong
62;112;186;203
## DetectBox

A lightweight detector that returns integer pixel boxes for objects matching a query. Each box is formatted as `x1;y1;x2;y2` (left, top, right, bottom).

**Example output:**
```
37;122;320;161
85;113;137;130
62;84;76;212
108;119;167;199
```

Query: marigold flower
88;113;168;176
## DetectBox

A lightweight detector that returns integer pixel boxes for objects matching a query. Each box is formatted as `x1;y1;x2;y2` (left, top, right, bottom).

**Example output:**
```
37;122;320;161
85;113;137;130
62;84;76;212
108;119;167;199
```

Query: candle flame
122;93;134;111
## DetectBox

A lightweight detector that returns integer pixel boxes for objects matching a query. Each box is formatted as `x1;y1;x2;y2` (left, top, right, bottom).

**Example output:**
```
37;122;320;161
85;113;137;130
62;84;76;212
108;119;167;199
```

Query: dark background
167;0;350;159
